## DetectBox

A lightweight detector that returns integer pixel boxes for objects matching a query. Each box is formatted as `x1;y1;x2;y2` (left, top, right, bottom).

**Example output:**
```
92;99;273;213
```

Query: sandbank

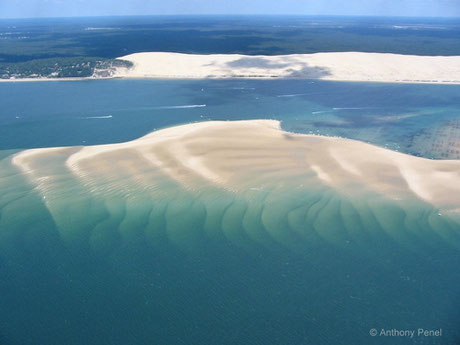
12;120;460;212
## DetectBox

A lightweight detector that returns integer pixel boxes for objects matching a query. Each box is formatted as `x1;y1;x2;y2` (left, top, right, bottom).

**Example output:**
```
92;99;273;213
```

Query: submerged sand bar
114;52;460;84
7;119;460;249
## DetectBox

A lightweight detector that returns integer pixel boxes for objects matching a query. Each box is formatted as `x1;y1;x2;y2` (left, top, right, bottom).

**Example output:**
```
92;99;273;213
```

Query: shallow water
0;79;460;345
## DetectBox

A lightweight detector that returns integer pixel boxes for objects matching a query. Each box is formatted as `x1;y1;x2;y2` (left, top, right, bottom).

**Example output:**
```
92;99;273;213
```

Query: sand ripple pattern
2;120;459;252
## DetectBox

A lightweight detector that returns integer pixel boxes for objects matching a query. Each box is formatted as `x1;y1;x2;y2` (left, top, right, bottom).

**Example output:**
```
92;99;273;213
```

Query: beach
114;52;460;84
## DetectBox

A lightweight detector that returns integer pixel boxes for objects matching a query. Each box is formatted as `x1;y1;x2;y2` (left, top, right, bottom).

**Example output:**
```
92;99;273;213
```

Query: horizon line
1;13;460;20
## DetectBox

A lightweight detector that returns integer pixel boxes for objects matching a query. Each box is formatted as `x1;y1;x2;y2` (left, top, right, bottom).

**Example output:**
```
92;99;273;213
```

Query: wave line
80;115;113;119
153;104;206;109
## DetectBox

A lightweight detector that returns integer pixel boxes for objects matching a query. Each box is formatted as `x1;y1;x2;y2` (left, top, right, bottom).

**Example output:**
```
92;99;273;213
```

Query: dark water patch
1;226;459;345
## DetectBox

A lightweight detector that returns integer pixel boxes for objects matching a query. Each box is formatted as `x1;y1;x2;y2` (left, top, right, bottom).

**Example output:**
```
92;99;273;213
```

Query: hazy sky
1;0;460;18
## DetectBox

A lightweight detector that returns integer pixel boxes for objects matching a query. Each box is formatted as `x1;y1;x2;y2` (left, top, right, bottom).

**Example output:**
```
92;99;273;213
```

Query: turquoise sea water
0;79;460;345
1;79;459;158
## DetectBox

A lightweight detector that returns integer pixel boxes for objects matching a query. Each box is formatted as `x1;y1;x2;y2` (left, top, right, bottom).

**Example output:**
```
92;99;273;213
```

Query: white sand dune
114;52;460;84
12;120;460;212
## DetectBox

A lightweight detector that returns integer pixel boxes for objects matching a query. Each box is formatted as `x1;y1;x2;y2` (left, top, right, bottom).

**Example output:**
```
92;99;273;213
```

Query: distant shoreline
3;75;460;85
114;52;460;84
0;76;118;83
2;52;460;84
